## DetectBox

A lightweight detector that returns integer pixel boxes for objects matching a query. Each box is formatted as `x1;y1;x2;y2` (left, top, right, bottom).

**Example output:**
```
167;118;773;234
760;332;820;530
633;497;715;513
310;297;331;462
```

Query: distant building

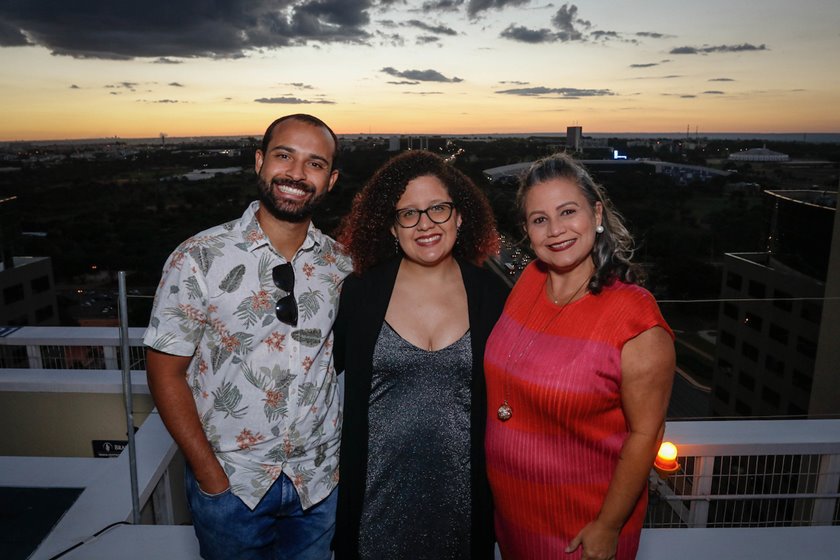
0;256;59;327
1;196;59;327
567;126;582;152
711;190;837;417
483;159;728;185
388;136;400;152
176;166;243;181
729;147;790;162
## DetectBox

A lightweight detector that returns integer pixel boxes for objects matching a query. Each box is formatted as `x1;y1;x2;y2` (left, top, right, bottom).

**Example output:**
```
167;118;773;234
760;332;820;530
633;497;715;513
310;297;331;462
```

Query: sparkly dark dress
333;257;509;560
358;322;472;559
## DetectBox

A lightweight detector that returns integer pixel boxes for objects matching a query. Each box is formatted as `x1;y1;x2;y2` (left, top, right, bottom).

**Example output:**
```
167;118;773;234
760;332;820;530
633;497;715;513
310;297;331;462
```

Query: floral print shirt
144;201;352;510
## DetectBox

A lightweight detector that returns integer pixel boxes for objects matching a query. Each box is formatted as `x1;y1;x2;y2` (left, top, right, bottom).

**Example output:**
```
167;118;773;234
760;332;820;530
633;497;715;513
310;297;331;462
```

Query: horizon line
4;131;840;144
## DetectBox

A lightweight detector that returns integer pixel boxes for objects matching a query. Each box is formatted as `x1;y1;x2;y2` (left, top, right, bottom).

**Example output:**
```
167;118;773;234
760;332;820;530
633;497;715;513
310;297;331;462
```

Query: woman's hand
565;519;619;560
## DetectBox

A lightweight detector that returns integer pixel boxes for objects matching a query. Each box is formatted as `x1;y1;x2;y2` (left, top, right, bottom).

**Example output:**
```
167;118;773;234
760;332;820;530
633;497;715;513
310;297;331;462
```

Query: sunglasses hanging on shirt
272;263;298;326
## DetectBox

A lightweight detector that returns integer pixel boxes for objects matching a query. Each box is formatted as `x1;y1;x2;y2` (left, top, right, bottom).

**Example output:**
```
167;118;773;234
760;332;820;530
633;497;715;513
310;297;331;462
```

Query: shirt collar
239;201;325;255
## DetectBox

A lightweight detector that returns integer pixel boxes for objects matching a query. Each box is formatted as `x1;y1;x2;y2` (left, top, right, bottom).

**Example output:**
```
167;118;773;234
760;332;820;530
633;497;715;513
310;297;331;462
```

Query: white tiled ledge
0;369;149;393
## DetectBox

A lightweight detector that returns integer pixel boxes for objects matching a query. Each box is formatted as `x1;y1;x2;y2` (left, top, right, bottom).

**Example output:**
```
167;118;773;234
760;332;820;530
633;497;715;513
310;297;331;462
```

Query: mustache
270;177;315;194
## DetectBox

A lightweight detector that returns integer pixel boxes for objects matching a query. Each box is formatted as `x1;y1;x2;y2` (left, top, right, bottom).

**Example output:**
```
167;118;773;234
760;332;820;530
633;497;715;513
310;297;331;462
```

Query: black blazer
333;257;509;559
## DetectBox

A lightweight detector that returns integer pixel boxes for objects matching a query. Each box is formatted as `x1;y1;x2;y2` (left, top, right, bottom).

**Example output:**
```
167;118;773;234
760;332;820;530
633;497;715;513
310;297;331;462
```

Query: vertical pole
812;454;840;524
118;271;141;524
688;456;714;527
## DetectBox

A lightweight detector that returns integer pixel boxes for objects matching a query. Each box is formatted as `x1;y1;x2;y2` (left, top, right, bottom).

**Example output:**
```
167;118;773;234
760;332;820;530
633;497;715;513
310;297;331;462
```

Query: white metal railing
2;329;840;537
0;326;147;371
647;419;840;528
23;412;181;560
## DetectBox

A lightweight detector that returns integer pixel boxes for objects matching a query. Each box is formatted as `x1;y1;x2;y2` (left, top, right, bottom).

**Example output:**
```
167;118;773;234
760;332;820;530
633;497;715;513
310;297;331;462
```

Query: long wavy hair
337;150;499;274
517;153;642;293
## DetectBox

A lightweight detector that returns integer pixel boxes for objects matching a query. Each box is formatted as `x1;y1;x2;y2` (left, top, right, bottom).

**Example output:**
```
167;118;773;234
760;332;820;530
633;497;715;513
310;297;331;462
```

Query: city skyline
1;0;839;141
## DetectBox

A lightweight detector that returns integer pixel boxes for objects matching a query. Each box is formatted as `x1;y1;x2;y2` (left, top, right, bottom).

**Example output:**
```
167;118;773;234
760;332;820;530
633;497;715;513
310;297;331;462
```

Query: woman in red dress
484;153;675;559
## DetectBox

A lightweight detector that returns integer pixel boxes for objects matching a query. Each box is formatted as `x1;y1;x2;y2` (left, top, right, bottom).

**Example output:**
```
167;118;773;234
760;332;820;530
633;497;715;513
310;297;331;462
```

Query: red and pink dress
484;261;672;559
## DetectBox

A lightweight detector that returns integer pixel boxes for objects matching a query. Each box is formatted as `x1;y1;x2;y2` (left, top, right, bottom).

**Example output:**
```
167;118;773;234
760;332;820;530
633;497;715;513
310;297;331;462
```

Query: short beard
256;175;326;223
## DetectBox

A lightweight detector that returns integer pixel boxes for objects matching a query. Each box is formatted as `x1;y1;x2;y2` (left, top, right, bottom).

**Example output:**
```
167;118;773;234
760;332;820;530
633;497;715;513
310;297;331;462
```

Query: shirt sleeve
620;285;674;347
142;242;209;357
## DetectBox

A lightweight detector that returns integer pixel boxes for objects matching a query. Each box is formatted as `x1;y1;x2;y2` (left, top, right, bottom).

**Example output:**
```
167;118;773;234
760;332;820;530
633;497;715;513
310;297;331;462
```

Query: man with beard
144;114;352;560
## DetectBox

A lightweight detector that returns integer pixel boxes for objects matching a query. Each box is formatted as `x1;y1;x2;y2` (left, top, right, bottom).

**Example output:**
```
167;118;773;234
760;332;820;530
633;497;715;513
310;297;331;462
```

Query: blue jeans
185;466;336;560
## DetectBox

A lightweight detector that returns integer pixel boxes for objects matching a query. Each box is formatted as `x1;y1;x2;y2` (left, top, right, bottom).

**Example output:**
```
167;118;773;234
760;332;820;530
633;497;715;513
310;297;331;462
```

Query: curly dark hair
517;153;643;294
337;150;500;274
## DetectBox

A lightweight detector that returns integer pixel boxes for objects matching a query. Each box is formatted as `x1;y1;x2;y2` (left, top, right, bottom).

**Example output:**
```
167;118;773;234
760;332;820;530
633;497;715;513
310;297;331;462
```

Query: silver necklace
497;274;590;422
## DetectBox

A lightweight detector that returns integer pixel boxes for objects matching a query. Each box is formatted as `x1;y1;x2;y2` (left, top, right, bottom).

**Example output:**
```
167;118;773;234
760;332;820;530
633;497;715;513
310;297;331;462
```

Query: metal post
118;271;141;524
688;456;714;527
813;454;840;524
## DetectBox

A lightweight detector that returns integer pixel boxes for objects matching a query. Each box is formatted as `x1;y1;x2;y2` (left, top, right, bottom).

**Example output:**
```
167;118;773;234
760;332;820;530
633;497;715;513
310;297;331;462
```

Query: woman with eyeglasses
332;150;508;559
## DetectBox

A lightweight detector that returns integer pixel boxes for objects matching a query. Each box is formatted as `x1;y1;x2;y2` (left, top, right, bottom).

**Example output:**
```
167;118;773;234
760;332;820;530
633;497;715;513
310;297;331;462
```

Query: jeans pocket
197;484;232;499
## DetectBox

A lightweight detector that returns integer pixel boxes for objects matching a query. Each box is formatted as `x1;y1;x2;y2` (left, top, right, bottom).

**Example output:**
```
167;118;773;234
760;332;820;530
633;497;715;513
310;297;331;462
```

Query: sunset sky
1;0;839;141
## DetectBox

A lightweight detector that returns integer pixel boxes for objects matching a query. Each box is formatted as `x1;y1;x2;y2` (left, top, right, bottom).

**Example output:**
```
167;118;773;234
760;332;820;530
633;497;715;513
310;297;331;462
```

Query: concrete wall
0;370;153;457
811;203;840;416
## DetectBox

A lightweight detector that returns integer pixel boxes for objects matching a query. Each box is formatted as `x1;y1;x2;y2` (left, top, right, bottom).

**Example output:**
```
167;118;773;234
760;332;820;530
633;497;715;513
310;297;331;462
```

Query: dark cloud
680;95;696;98
590;30;621;41
671;43;768;55
255;96;336;104
403;91;444;95
381;67;462;82
468;0;529;17
423;0;465;11
703;90;725;94
169;82;184;87
552;3;588;38
105;82;140;92
501;4;591;44
69;84;80;89
405;19;457;35
153;57;183;64
0;19;31;45
630;63;659;68
376;31;405;46
635;31;672;39
709;77;735;82
500;25;555;44
416;35;441;44
153;99;180;103
496;86;614;98
284;82;315;89
0;0;375;59
291;0;372;41
628;74;683;80
387;80;421;85
499;80;529;85
421;0;464;11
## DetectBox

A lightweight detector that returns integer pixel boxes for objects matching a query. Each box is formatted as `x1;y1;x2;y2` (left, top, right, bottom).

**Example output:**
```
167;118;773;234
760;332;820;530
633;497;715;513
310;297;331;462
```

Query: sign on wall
92;439;127;458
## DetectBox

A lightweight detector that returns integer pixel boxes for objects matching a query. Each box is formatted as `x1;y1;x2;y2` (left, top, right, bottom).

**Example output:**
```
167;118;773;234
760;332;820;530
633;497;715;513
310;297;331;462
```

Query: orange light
654;441;680;477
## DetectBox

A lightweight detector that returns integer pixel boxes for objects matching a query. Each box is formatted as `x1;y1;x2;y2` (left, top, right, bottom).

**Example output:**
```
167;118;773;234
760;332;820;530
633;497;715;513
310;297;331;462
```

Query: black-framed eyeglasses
272;263;298;326
394;202;456;228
